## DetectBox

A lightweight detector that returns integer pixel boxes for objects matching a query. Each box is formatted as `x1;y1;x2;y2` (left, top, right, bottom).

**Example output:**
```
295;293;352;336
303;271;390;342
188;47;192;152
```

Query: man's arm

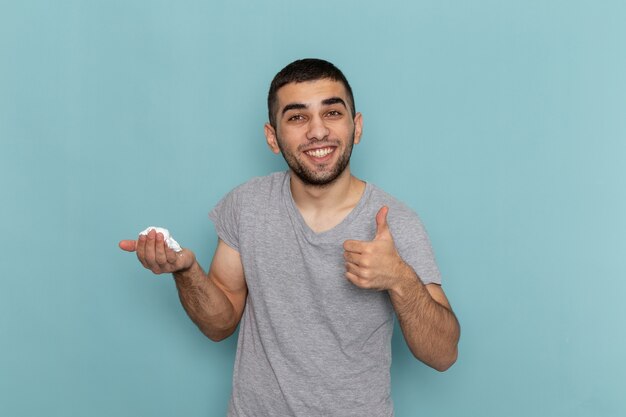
173;239;247;341
119;230;247;342
343;206;460;371
388;267;459;371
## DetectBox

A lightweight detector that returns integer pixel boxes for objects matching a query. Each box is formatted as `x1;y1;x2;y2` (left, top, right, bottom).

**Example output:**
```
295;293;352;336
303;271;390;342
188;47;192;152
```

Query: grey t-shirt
209;171;441;417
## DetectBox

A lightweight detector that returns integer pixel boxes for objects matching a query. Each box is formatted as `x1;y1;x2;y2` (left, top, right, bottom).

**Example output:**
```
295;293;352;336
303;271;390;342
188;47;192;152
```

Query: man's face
265;79;363;187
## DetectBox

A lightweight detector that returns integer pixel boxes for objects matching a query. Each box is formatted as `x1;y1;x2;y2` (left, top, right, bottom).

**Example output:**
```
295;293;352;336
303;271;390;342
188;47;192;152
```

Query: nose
306;115;330;141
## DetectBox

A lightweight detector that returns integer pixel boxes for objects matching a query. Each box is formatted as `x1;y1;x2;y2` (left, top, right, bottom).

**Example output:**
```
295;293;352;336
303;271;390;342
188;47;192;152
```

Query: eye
287;114;305;122
326;110;342;118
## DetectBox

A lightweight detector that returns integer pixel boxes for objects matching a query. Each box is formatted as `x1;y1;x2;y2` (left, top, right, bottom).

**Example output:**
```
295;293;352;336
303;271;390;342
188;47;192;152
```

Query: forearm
389;263;460;371
173;261;239;341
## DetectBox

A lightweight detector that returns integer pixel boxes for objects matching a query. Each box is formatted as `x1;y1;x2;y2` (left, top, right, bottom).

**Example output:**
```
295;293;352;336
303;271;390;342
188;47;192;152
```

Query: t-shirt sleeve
390;209;442;286
208;188;241;252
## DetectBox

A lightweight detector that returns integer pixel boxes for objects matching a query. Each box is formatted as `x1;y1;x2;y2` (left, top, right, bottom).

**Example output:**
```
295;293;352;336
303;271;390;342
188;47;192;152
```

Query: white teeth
305;147;334;158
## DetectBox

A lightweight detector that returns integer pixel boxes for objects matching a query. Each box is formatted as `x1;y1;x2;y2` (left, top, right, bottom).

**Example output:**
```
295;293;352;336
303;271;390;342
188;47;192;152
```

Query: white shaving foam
139;227;182;252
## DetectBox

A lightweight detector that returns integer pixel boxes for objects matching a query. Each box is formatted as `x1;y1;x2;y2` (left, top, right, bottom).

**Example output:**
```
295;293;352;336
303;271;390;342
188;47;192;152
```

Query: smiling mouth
304;147;335;158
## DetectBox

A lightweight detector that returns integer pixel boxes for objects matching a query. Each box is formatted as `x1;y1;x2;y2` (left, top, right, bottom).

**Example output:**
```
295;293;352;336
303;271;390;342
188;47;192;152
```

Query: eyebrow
281;103;307;116
321;97;347;108
281;97;348;117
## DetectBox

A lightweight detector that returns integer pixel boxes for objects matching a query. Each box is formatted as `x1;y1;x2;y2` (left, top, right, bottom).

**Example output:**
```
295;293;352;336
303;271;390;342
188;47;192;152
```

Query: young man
120;59;460;417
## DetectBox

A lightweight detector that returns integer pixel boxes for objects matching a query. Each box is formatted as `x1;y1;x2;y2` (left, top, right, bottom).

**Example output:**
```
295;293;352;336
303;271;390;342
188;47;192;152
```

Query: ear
264;123;281;154
353;112;363;145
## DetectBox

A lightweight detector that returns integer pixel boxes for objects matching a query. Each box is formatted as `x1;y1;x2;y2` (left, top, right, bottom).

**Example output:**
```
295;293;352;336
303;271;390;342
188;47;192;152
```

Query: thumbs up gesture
343;206;408;291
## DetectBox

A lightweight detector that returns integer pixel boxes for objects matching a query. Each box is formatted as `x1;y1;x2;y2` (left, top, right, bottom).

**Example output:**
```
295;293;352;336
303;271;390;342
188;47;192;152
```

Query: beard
276;129;356;187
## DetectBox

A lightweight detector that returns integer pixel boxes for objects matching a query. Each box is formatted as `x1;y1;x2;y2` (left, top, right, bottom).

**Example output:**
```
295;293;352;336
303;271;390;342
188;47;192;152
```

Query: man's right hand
119;229;195;274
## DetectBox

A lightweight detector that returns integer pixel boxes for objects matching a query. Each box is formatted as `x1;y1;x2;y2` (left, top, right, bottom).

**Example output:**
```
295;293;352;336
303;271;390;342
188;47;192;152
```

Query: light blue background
1;1;625;416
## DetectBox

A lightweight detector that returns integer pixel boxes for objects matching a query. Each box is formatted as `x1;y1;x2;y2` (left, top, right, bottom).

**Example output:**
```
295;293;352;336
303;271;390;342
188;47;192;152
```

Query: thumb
374;206;391;240
119;240;137;252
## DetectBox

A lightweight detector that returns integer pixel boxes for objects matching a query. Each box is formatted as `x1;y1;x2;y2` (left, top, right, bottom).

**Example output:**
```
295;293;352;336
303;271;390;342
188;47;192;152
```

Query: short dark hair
267;58;356;128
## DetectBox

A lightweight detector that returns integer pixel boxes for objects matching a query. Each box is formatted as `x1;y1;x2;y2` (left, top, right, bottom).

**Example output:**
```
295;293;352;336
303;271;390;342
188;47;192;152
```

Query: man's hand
345;207;459;370
119;229;195;274
343;206;410;291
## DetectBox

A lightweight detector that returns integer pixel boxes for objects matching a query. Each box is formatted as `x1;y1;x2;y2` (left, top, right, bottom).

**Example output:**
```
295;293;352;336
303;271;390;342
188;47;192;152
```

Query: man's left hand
343;206;409;291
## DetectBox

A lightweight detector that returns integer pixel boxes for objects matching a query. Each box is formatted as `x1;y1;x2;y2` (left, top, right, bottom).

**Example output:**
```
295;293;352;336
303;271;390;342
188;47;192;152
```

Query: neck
289;166;365;213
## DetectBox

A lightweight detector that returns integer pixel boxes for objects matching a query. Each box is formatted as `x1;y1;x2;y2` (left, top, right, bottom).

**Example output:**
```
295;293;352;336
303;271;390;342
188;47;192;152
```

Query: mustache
296;139;341;152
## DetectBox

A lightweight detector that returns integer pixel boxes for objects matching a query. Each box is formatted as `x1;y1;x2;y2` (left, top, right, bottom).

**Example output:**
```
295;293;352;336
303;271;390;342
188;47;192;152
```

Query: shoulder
365;183;430;240
366;183;442;284
209;172;287;243
225;171;287;202
366;183;420;222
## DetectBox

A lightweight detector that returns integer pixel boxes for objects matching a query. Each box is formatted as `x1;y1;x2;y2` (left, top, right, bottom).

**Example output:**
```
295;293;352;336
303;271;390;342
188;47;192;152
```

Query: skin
119;232;246;342
119;78;460;370
343;206;459;371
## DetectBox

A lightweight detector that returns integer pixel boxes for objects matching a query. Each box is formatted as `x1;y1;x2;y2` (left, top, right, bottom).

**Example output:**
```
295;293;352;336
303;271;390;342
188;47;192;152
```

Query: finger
119;240;137;252
165;246;178;264
343;239;365;253
345;261;361;276
154;233;168;266
144;229;157;267
374;206;391;241
345;269;367;289
343;251;361;266
136;234;148;268
345;270;360;285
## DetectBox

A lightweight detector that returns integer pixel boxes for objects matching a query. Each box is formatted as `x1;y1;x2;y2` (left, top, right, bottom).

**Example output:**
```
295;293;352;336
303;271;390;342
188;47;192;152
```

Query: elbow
207;333;231;342
198;320;238;342
431;347;458;372
432;349;458;372
432;323;461;372
204;327;236;342
414;345;458;372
